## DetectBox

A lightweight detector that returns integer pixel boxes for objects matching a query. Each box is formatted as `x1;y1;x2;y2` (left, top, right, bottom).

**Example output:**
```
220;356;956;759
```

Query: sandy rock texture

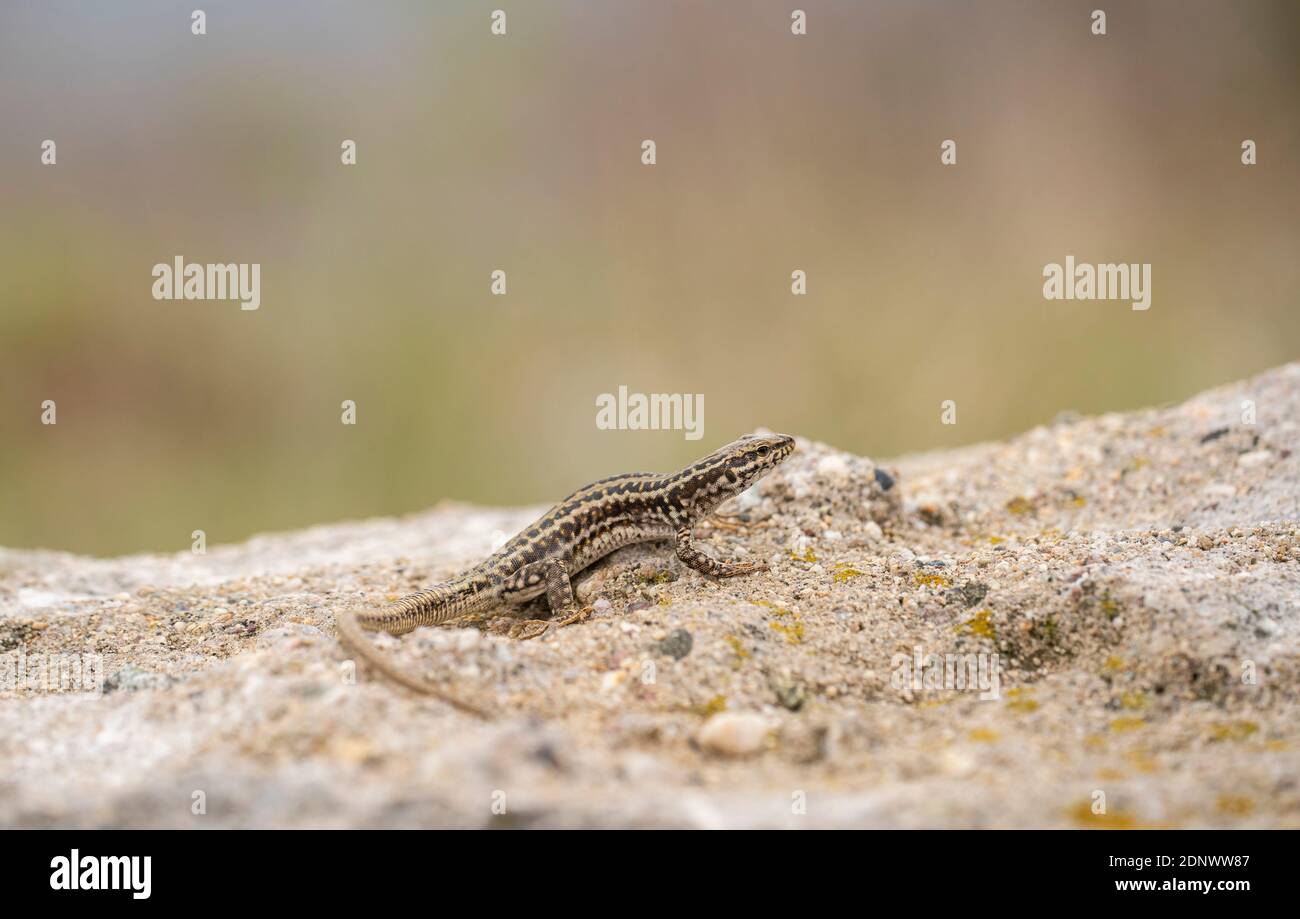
2;365;1298;828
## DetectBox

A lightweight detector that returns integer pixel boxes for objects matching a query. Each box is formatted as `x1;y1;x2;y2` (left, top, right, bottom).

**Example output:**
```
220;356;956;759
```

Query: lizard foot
509;619;553;641
553;605;594;628
509;605;594;640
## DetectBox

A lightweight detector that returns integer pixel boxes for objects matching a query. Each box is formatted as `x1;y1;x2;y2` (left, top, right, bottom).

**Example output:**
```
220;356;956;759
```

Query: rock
697;713;772;757
3;364;1300;828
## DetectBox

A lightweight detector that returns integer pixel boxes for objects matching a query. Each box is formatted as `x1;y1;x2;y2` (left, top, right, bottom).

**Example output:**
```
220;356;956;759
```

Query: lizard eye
757;445;770;457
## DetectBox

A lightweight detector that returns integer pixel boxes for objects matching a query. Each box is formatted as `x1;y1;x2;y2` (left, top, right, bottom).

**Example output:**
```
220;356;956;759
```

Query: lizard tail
335;605;492;719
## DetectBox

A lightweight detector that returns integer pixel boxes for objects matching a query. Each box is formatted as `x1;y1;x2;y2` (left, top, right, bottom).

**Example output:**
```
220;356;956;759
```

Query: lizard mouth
768;434;797;465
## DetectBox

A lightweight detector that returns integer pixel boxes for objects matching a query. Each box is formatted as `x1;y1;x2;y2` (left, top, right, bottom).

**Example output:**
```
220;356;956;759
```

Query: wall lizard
335;433;795;717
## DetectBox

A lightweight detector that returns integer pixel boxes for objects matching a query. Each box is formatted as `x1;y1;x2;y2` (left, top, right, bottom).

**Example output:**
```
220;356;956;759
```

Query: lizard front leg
675;526;768;577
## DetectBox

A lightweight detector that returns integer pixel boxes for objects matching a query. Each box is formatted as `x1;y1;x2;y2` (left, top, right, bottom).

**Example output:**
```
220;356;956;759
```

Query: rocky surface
2;365;1298;828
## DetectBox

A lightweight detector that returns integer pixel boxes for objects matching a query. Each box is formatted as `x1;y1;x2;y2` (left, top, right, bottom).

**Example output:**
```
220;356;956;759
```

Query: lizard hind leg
543;557;576;613
508;558;590;639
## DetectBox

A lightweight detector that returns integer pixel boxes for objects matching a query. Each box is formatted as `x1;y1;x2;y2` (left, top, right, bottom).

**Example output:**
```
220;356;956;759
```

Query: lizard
335;432;796;717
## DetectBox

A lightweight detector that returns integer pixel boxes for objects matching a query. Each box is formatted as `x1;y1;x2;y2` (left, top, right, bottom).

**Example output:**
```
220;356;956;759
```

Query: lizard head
682;432;796;516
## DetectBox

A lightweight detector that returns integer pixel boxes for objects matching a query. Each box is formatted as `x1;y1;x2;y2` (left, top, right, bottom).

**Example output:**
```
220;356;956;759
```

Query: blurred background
1;1;1298;556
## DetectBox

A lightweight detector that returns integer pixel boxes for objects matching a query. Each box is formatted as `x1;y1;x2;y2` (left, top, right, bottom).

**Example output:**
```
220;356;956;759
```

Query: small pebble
104;666;174;694
815;454;850;482
697;712;771;757
772;679;806;711
652;628;693;660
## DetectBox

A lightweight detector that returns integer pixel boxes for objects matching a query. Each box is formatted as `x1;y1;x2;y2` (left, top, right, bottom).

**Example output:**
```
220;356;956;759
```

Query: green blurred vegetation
2;1;1298;555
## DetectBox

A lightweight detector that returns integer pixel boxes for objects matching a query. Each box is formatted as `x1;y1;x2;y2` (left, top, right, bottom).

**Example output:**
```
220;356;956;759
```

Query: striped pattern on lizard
335;433;796;717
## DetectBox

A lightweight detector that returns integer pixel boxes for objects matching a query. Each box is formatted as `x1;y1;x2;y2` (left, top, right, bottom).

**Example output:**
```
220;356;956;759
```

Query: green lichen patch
1006;496;1036;516
693;695;728;718
1119;691;1149;710
1208;720;1259;743
768;618;806;644
723;634;750;664
1068;801;1139;829
1108;716;1146;732
1005;687;1039;713
914;571;952;589
832;564;862;583
955;609;996;640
